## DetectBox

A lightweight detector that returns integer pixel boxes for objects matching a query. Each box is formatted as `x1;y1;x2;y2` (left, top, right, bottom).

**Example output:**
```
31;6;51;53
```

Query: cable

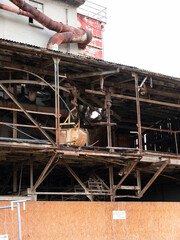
59;95;75;120
4;123;38;140
0;66;75;120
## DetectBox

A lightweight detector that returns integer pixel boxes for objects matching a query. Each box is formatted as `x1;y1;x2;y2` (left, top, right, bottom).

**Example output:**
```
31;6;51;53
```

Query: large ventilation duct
1;1;92;50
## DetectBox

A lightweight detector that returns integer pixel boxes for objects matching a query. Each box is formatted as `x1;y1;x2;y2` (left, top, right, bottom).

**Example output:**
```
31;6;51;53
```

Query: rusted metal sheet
60;128;87;146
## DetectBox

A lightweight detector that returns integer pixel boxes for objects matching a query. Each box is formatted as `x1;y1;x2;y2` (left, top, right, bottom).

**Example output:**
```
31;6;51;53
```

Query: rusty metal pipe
0;3;33;18
8;0;92;49
48;29;92;50
9;0;80;32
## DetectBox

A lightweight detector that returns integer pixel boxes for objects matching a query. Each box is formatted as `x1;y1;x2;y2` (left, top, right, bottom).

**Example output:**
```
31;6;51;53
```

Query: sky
93;0;180;78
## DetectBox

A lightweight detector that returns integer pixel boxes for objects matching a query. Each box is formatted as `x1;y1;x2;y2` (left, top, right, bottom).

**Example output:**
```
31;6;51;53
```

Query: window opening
29;0;44;29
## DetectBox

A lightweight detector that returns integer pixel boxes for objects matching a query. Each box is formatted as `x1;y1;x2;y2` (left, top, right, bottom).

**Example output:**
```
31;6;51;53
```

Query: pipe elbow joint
78;29;93;49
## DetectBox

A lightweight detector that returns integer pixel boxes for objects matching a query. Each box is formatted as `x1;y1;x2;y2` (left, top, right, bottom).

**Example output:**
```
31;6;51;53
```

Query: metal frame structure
0;39;179;201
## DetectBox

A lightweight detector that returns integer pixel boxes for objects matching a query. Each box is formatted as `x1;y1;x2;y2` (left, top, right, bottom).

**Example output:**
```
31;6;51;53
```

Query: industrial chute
60;107;87;146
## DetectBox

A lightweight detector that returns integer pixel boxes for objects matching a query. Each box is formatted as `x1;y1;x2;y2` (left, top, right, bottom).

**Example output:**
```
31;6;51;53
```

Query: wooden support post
136;169;141;196
32;152;57;192
13;84;17;138
105;90;112;147
174;132;178;155
13;163;17;193
30;159;33;189
53;57;61;145
113;159;140;195
61;160;93;201
133;73;142;152
138;160;169;198
109;166;114;202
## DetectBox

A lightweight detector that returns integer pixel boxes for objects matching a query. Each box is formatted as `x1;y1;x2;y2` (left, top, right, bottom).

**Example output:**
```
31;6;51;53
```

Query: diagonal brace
61;160;93;201
138;76;148;91
0;83;55;146
113;159;141;194
32;152;57;192
138;160;169;198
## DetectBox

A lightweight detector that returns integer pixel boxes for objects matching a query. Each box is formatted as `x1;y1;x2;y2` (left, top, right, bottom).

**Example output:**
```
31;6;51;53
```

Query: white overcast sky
93;0;180;78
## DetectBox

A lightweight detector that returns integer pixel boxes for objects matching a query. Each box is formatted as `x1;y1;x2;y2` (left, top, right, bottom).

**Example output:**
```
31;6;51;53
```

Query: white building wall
0;0;79;54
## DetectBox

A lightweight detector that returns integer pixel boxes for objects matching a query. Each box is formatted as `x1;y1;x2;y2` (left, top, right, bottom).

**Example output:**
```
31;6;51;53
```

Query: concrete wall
0;202;179;240
0;0;78;54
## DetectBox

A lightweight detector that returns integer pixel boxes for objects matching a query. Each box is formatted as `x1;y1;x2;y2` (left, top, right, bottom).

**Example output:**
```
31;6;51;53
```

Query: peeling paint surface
78;14;104;59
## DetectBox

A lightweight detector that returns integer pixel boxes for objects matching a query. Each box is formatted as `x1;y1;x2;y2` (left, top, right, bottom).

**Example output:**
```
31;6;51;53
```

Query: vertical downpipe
66;8;70;53
134;73;142;152
53;57;61;145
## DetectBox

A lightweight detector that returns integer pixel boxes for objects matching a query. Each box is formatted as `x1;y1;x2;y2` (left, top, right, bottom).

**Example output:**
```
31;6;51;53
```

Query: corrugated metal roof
0;38;180;83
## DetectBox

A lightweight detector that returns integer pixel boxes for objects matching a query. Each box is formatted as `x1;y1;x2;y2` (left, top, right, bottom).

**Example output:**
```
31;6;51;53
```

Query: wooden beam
30;159;33;189
13;163;17;193
0;101;55;116
85;89;180;109
106;82;180;100
34;192;110;196
13;83;17;138
114;195;139;199
109;166;114;202
0;60;54;76
67;68;119;79
118;185;140;190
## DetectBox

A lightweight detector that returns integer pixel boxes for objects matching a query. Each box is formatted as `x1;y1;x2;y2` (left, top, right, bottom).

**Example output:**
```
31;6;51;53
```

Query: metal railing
141;126;179;155
78;0;107;23
0;200;26;240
